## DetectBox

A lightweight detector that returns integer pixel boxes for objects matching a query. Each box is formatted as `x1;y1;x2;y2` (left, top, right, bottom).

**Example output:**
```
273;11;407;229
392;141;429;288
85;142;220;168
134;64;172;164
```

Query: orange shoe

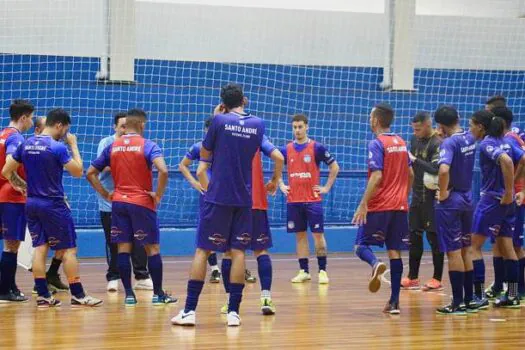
422;278;444;292
401;277;420;290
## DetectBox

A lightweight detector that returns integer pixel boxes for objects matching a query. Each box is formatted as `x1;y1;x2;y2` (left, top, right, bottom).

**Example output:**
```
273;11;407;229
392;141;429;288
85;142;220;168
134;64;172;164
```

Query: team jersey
367;133;410;212
91;133;163;211
511;126;525;144
252;135;277;210
12;135;71;199
478;136;523;199
0;127;26;203
438;131;476;193
281;140;334;203
202;111;265;207
186;140;212;179
504;131;525;193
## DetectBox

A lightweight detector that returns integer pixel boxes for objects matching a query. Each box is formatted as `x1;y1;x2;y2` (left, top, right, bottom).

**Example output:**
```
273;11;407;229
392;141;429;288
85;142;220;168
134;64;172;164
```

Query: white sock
261;290;271;298
211;266;220;272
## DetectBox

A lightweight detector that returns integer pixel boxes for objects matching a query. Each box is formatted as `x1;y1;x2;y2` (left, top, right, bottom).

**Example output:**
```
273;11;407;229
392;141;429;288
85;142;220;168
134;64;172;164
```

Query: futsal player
278;114;339;284
433;106;481;315
0;100;34;302
172;83;265;327
87;108;176;306
353;103;413;314
402;111;444;291
470;110;524;308
2;108;103;307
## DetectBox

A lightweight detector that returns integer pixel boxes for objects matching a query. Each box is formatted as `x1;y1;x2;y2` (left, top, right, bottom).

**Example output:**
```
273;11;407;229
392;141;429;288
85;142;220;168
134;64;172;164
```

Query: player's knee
54;250;64;260
145;244;160;256
254;249;268;258
60;248;77;262
387;249;401;259
118;243;132;253
223;250;232;259
4;239;21;252
296;231;307;241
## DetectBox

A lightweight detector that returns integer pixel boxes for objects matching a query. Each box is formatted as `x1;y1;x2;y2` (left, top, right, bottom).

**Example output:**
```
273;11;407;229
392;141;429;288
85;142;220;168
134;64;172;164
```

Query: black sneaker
382;301;400;315
462;299;483;313
485;285;504;299
245;269;257;283
436;303;467;316
10;285;26;298
0;290;29;303
494;294;520;309
209;269;221;283
474;297;490;310
47;273;69;292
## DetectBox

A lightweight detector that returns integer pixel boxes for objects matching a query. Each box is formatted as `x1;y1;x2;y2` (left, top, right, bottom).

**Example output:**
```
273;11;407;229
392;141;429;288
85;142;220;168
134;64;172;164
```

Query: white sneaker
107;280;119;292
318;270;330;284
171;310;196;326
227;311;241;327
291;270;312;283
71;295;104;307
134;278;153;290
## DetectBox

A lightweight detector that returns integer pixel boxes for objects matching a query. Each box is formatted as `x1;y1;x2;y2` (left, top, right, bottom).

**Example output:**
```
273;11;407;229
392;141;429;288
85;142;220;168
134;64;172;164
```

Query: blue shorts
111;202;159;246
286;202;324;233
0;203;26;241
197;202;252;252
514;205;524;247
251;209;272;251
355;211;409;250
26;197;76;250
435;192;473;252
472;195;514;240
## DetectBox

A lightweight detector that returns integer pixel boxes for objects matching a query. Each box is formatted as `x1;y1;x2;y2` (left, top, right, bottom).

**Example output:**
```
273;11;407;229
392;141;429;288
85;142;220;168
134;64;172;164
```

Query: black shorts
409;198;436;233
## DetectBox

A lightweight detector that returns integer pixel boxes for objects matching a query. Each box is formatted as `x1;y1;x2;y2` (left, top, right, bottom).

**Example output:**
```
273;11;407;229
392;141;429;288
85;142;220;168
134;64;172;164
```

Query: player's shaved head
372;103;394;128
220;84;244;109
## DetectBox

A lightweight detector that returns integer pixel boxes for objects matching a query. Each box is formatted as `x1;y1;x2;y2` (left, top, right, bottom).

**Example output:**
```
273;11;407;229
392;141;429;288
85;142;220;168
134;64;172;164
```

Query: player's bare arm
352;170;383;225
266;149;284;195
179;156;204;194
151;156;169;205
499;153;514;205
197;147;212;191
63;133;83;178
437;164;450;202
2;155;26;195
314;160;339;195
86;165;112;202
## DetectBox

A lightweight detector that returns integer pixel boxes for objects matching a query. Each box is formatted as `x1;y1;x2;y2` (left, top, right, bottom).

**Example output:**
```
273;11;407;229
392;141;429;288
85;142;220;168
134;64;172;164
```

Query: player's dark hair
372;103;394;128
471;110;505;138
204;116;213;129
433;105;458;127
34;116;45;129
9;99;34;121
491;106;513;129
46;108;71;126
220;83;244;109
292;114;308;125
125;108;147;130
114;112;126;126
412;111;431;124
486;95;506;109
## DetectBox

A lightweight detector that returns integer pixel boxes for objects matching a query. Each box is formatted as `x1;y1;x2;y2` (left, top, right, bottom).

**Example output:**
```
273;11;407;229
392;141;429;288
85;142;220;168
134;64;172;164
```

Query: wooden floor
2;253;525;350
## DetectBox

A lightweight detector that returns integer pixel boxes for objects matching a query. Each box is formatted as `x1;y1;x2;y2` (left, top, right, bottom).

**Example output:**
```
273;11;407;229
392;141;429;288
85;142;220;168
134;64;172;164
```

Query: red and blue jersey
0;127;26;203
281;140;334;203
367;133;410;212
504;131;525;193
252;136;277;210
91;134;162;211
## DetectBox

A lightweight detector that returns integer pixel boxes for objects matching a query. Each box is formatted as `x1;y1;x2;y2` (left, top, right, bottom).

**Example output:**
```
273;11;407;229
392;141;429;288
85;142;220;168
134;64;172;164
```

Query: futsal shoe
472;297;490;310
369;261;387;293
227;311;241;326
71;295;104;307
36;295;62;308
291;270;311;283
125;294;137;307
461;300;482;313
152;291;178;305
0;290;29;303
107;279;119;292
171;310;196;326
382;301;400;315
318;270;329;284
209;269;221;283
11;285;28;300
436;303;467;316
245;269;257;283
260;297;276;315
134;278;154;291
47;273;69;292
401;277;420;290
421;278;443;292
494;294;521;309
220;302;229;314
485;283;504;299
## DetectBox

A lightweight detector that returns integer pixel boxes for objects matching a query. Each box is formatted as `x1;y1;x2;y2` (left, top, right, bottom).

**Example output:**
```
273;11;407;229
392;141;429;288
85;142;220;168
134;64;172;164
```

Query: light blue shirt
97;135;115;212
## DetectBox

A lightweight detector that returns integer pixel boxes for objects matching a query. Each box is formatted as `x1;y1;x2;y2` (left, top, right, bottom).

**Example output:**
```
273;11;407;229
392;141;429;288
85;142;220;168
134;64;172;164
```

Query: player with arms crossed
353;103;413;315
87;109;176;306
279;114;339;284
2;108;103;308
172;83;266;327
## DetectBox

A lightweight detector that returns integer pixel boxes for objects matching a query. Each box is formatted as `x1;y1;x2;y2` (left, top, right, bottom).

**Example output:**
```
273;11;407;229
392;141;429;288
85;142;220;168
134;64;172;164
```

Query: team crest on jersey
439;149;446;157
303;155;312;163
393;138;399;144
236;233;251;245
124;138;130;145
368;151;373;159
486;145;494;153
134;230;147;241
288;221;295;229
110;226;122;238
239;120;245;126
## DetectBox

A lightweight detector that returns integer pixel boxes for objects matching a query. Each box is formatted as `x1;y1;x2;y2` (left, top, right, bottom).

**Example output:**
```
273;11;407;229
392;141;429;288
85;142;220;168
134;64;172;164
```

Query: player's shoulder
192;141;202;150
99;134;115;146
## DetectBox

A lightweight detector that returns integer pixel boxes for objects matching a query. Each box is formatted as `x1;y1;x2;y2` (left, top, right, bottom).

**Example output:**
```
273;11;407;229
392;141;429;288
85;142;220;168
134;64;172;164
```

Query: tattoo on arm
10;172;27;191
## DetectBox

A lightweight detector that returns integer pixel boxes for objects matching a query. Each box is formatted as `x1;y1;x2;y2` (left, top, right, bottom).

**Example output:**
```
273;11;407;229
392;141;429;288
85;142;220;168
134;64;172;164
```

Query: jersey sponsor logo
112;145;142;153
48;236;61;247
489;224;501;237
303;155;312;163
110;226;122;238
134;230;148;241
256;233;270;244
208;233;227;246
287;221;295;229
290;172;312;179
24;145;46;152
224;124;258;139
372;230;386;242
385;145;407;153
236;232;251;245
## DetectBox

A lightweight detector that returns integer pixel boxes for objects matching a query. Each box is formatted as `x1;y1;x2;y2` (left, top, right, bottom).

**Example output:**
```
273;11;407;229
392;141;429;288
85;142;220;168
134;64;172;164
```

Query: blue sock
449;271;464;307
519;258;525;294
0;252;17;294
117;253;133;295
317;256;327;272
472;259;485;298
257;254;272;292
493;257;504;291
221;258;232;293
356;245;378;268
299;258;309;273
208;253;218;267
34;278;50;298
148;254;163;296
69;281;85;299
464;270;473;304
184;280;204;313
389;259;403;304
228;283;245;313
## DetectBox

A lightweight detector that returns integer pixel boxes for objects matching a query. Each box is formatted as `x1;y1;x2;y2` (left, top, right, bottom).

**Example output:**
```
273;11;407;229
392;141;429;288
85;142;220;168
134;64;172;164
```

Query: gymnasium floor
1;253;524;349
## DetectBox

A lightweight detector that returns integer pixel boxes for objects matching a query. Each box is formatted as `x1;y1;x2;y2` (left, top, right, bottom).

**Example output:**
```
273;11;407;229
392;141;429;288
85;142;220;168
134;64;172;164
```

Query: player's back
368;133;409;212
479;136;510;198
0;127;26;203
205;112;264;207
440;131;476;193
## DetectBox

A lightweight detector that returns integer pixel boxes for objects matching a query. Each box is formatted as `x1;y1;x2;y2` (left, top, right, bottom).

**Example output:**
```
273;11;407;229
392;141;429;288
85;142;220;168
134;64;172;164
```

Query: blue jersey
202;111;265;207
96;135;115;212
13;135;71;199
438;131;476;193
186;141;212;179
